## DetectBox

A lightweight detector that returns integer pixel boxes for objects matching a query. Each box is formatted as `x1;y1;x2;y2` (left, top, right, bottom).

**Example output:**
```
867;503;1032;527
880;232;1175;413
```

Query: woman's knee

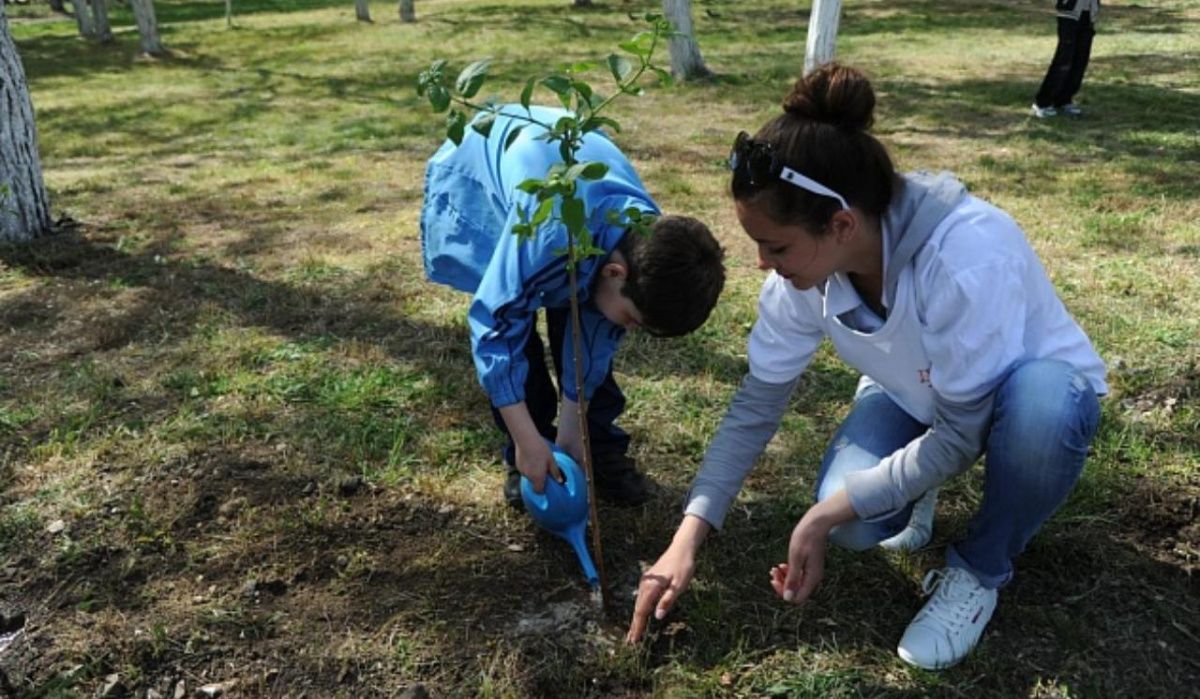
828;521;882;552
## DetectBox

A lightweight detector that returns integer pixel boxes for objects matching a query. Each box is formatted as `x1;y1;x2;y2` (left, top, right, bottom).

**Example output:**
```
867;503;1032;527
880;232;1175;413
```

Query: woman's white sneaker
897;566;997;670
879;488;938;552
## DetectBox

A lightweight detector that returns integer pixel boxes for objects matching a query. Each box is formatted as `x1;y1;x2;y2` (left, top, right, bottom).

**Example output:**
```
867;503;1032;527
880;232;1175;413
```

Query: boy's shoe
1030;103;1057;118
593;454;652;506
878;488;939;552
503;466;524;510
897;567;998;670
1060;103;1084;117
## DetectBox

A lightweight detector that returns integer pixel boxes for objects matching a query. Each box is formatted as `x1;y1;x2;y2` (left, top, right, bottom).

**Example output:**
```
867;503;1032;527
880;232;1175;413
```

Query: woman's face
736;199;840;290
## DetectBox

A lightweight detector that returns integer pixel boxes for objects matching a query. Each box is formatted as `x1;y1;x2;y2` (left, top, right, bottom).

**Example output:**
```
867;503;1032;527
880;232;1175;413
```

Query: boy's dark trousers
489;306;630;469
1034;11;1095;108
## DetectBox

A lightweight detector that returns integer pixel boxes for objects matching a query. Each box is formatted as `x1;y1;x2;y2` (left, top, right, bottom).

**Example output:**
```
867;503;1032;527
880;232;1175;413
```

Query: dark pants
1035;12;1096;108
489;307;630;468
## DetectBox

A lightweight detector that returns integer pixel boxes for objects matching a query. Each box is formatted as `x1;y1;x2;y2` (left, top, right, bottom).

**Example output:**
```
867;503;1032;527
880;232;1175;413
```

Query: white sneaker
897;567;997;670
1060;103;1083;117
1030;103;1057;118
879;488;938;552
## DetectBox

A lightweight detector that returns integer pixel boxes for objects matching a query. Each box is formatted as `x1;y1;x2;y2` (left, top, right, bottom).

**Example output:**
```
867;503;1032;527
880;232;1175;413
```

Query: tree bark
0;3;53;243
397;0;413;22
225;0;233;28
662;0;711;81
355;0;370;22
72;0;95;39
130;0;165;55
90;0;113;43
804;0;841;75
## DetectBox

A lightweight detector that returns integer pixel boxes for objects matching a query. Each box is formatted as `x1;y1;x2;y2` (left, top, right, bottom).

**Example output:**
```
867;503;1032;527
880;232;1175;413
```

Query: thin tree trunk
662;0;711;81
130;0;165;55
72;0;95;39
0;3;53;242
397;0;413;22
49;0;67;14
90;0;113;43
804;0;841;75
355;0;370;22
225;0;233;28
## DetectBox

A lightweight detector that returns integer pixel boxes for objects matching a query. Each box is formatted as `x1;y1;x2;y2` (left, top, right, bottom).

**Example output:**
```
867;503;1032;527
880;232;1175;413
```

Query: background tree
662;0;711;80
49;0;66;14
72;0;95;39
398;0;412;22
225;0;234;28
90;0;113;42
130;0;165;55
804;0;841;74
0;1;52;242
355;0;370;22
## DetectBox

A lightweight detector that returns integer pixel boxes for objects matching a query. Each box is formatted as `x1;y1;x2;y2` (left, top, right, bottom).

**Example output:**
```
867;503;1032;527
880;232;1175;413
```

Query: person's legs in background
1056;12;1096;113
1033;15;1084;116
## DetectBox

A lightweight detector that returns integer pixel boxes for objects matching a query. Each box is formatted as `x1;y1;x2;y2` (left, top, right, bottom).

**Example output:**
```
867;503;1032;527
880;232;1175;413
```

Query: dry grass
2;0;1198;696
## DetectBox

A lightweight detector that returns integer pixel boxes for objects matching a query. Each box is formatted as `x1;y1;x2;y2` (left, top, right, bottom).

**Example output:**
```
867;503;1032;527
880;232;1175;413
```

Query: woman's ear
830;210;858;245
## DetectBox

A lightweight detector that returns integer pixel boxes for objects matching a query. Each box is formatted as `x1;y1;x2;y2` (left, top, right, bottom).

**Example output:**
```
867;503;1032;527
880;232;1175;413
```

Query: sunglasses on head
728;131;850;211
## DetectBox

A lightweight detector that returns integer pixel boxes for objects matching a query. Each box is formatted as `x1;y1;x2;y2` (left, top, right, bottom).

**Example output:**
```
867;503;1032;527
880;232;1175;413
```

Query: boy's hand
514;436;563;494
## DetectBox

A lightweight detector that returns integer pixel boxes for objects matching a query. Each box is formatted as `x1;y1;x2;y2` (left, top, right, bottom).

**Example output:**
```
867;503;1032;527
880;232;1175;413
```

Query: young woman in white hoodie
625;64;1107;670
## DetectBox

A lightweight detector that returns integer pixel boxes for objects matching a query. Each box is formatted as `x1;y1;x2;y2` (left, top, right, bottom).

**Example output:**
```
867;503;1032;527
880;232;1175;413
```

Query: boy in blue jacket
421;105;725;507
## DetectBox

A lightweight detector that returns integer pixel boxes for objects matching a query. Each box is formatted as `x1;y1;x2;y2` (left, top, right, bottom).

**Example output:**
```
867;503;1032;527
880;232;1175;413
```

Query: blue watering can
520;447;599;588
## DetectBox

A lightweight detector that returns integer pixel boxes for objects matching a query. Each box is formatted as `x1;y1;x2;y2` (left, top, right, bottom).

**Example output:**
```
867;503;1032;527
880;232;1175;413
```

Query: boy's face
593;263;644;331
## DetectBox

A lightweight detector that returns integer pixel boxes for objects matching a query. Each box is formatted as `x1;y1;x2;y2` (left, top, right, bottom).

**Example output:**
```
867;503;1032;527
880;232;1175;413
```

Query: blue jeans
815;359;1101;589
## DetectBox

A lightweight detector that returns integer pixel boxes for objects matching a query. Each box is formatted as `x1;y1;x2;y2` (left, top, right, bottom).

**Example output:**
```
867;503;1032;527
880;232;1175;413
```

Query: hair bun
782;63;876;132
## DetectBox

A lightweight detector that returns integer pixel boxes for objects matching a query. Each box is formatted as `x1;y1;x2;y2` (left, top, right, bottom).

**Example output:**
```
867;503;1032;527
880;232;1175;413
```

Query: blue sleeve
469;202;569;408
559;303;623;403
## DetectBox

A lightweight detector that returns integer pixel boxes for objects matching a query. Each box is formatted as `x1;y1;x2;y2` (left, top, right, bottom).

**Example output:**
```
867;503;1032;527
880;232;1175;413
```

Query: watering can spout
520;445;600;588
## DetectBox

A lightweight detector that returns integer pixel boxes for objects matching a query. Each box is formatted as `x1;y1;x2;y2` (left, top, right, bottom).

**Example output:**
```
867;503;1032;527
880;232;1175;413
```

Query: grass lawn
2;0;1198;695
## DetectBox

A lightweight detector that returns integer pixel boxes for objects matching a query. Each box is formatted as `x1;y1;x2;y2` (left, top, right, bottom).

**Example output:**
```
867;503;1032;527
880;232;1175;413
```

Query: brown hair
615;215;725;337
733;64;897;233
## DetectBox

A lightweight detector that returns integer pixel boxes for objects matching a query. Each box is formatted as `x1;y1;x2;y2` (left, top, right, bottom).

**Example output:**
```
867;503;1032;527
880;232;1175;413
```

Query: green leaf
427;84;451;113
455;59;491;98
579;162;608;180
561;197;586;236
503;124;526;151
511;222;532;238
541;76;573;109
530;198;555;228
471;111;497;138
568;61;596;73
581;115;621;134
516;178;544;194
652;66;674;87
446;109;466;145
606;54;633;82
520;76;537;110
572;79;594;107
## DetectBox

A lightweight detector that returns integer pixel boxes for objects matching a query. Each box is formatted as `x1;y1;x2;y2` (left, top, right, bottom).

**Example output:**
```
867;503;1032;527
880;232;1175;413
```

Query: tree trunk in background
49;0;67;14
804;0;841;74
662;0;711;81
355;0;370;22
73;0;95;39
397;0;413;22
90;0;113;43
225;0;233;27
129;0;164;55
0;3;53;243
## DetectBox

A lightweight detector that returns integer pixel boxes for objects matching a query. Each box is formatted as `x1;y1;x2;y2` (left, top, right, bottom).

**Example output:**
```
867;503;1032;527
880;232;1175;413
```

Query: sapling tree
416;14;673;609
